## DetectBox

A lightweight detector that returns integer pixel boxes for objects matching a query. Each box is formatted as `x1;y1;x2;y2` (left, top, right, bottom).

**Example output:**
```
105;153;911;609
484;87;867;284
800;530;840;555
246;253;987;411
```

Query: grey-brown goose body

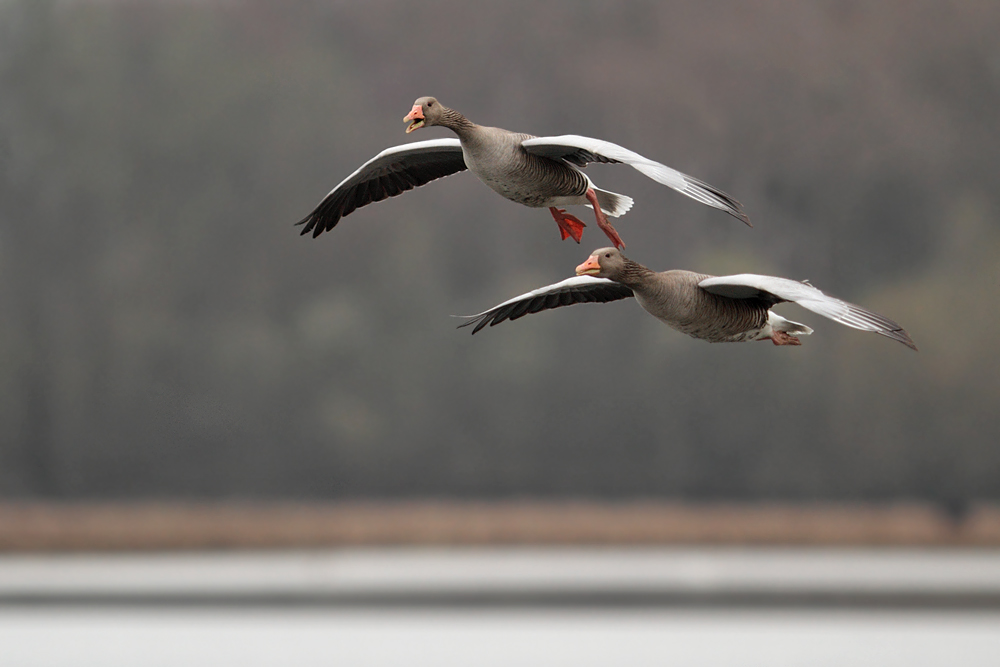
461;247;917;350
627;270;772;343
458;126;590;206
295;96;750;247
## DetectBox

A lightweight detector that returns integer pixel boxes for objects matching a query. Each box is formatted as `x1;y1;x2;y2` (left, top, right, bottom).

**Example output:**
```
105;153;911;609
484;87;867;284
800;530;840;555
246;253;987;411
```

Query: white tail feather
586;188;634;218
769;312;813;336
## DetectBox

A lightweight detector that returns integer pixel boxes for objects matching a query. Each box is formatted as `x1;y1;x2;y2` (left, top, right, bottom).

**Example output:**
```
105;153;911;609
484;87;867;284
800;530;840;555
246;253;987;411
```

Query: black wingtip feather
683;175;752;227
839;302;918;351
884;328;918;351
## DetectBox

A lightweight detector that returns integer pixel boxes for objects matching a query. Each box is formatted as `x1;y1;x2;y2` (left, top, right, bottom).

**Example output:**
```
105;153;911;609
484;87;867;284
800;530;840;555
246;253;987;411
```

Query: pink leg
585;189;625;249
549;207;587;243
768;330;802;346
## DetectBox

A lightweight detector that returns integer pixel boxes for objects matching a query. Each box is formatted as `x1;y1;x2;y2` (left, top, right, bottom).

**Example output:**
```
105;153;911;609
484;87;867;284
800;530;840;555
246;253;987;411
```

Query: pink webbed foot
768;330;802;346
549;207;587;243
584;189;625;250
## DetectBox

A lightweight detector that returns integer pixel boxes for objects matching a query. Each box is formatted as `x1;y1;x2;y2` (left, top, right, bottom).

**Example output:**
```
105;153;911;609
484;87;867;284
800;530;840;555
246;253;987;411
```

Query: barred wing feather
297;139;467;237
458;276;634;334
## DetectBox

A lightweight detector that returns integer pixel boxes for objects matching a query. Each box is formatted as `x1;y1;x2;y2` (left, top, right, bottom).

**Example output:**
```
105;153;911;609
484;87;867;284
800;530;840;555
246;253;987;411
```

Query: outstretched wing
297;139;467;238
458;276;635;334
521;135;750;226
699;274;917;350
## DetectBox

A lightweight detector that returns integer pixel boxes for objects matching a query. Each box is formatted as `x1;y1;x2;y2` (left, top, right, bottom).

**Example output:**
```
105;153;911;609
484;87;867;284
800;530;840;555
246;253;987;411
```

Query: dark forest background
1;0;998;504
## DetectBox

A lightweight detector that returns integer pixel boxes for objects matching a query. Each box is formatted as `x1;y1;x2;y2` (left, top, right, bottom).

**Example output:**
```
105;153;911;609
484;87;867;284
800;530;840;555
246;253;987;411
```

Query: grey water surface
2;548;999;666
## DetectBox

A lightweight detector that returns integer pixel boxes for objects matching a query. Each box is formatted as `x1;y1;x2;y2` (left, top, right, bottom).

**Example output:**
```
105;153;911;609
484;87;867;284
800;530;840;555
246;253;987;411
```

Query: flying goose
296;97;750;249
460;247;917;350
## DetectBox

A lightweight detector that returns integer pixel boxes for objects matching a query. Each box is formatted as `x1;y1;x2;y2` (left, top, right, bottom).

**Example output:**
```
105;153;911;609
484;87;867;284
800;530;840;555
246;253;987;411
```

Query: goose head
576;247;627;280
404;96;445;133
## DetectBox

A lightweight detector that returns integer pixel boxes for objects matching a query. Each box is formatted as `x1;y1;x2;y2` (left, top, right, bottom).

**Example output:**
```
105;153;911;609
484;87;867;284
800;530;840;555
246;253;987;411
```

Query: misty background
1;0;998;504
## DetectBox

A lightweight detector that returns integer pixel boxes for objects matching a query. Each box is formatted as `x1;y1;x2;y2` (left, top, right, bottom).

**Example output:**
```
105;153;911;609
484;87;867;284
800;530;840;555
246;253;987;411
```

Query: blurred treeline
0;0;998;502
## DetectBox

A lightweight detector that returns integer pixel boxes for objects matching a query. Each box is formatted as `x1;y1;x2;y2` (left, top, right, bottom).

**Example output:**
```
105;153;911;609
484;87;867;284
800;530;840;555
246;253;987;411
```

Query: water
2;607;998;666
2;548;999;666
